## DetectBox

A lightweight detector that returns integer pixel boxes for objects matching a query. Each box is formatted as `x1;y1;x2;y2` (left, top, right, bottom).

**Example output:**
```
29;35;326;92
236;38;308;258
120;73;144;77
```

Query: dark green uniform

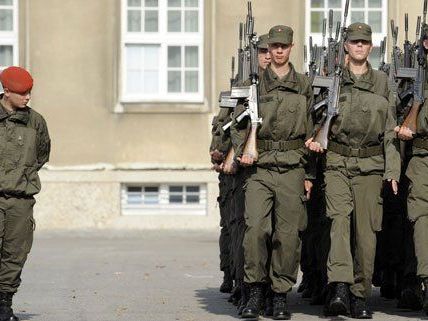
325;65;401;298
231;64;314;294
0;97;50;293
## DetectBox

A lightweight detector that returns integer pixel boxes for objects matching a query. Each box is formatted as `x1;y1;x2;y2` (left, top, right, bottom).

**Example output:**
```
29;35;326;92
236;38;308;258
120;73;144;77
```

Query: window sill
114;100;210;114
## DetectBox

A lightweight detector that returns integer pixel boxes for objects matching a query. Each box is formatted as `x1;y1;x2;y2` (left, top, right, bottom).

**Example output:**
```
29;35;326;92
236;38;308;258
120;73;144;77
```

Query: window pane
185;71;198;92
311;11;324;33
311;0;324;8
0;9;12;31
169;195;183;203
328;0;341;8
0;0;12;5
368;0;382;8
145;186;159;193
145;0;158;7
0;46;13;66
352;0;364;8
127;186;142;205
186;186;199;193
126;45;160;94
368;11;382;33
145;10;158;32
168;46;181;67
168;0;181;7
127;10;141;32
186;195;200;203
128;186;142;192
168;10;181;32
185;10;198;32
168;71;182;92
128;0;141;7
351;11;365;24
170;186;183;192
185;0;198;7
144;186;159;204
185;46;198;67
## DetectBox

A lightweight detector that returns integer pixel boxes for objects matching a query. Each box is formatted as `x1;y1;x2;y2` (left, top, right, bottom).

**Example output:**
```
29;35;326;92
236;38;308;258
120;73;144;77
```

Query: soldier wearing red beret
0;66;50;321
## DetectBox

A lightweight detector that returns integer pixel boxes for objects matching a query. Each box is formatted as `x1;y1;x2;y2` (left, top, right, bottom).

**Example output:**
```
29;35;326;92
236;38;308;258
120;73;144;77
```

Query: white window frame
305;0;387;70
0;0;19;70
121;183;207;216
120;0;204;104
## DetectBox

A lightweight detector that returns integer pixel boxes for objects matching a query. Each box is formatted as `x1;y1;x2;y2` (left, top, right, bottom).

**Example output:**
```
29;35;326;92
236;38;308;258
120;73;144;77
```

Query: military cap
267;25;293;45
258;34;269;50
347;22;372;42
0;66;33;94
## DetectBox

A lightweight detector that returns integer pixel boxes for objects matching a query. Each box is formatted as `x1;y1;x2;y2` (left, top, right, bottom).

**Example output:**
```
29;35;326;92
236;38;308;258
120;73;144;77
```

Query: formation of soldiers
209;0;428;320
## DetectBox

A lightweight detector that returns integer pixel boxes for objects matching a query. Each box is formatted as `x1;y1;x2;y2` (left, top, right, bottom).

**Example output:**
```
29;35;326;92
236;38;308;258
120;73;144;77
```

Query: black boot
350;294;372;319
423;278;428;315
397;280;423;310
264;288;274;317
325;282;350;316
0;293;18;321
272;292;290;320
220;269;233;293
228;282;241;306
238;282;249;316
241;283;264;319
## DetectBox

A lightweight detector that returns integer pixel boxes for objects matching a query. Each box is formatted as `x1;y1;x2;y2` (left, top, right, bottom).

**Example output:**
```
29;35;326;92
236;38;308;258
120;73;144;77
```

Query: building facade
2;0;423;229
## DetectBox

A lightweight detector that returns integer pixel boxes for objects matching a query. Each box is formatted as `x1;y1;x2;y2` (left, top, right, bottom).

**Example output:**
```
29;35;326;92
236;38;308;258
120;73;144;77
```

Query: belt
257;139;304;152
413;137;428;150
328;141;383;158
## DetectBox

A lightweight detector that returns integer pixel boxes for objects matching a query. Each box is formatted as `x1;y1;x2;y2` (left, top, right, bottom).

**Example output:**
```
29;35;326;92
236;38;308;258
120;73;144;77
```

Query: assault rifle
310;0;350;149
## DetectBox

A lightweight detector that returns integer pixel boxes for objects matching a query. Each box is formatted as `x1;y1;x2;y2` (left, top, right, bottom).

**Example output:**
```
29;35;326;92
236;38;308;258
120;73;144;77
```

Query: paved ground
12;230;428;321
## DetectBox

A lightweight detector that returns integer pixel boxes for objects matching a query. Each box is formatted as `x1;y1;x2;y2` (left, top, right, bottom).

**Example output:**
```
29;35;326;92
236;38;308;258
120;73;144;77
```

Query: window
306;0;387;69
121;183;207;215
0;0;18;92
121;0;204;103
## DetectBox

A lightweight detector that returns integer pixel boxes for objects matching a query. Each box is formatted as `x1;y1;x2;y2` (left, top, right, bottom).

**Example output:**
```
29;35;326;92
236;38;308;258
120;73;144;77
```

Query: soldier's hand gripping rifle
310;0;349;149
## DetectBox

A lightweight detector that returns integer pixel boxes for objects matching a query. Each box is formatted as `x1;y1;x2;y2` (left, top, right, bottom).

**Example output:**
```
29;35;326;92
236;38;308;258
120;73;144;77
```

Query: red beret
0;66;33;94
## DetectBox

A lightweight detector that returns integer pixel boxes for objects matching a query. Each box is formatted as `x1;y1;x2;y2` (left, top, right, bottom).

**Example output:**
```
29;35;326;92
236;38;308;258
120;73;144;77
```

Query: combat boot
0;293;18;321
241;283;264;319
350;294;372;319
264;288;274;317
272;293;290;320
423;278;428;315
220;269;233;293
325;282;350;316
397;279;423;310
237;282;249;316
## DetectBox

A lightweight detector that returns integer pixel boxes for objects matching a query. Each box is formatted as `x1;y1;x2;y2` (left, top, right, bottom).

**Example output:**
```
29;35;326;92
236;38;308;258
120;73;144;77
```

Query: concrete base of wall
35;167;221;230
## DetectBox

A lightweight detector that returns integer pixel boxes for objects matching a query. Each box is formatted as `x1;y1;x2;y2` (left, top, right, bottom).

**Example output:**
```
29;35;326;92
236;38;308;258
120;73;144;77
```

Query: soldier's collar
344;63;375;92
264;63;299;93
9;108;30;124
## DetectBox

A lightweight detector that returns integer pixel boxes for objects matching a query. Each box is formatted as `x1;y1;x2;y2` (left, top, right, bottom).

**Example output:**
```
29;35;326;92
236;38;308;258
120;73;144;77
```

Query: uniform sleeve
303;79;317;180
36;116;51;170
230;101;250;159
210;108;232;154
383;90;401;181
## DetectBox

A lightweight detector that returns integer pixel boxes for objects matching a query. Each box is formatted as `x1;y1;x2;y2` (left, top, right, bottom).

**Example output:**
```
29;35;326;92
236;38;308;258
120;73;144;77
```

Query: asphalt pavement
12;230;428;321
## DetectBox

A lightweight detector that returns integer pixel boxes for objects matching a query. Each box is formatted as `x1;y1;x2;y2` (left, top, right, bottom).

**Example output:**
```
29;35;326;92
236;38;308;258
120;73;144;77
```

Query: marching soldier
231;25;314;320
0;66;51;321
307;23;401;319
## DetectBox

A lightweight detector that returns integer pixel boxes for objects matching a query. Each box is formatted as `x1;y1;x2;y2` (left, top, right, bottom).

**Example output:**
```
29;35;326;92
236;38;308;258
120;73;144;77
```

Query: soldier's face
345;40;372;63
268;43;293;66
4;89;31;109
258;48;271;69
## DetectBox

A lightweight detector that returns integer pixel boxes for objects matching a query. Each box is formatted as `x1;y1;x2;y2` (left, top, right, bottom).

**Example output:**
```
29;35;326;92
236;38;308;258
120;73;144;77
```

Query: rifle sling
413;137;428;151
257;139;304;152
328;141;383;158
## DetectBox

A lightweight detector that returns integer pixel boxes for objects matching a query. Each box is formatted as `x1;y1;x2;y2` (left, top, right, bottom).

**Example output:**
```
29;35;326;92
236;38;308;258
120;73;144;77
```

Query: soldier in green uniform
307;23;401;319
395;27;428;316
231;25;314;320
0;66;51;321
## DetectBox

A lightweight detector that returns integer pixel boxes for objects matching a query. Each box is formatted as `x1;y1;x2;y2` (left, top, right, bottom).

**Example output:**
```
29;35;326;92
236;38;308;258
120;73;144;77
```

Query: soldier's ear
3;88;10;97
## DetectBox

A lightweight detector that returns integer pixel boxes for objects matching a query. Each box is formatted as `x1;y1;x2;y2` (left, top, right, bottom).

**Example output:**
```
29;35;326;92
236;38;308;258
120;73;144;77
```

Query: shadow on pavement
16;313;38;320
195;287;238;317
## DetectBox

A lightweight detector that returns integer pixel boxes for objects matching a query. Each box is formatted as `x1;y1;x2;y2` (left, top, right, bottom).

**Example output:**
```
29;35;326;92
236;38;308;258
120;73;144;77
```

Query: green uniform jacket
231;63;315;177
411;89;428;157
326;64;401;181
209;107;232;154
0;100;51;196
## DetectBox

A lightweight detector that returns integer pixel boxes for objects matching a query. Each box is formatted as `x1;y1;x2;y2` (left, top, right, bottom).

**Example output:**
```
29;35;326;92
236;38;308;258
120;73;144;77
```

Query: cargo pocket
370;195;383;232
298;194;308;232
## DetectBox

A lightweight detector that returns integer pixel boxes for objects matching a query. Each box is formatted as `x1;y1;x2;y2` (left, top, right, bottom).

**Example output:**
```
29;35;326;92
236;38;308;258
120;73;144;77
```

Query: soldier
209;107;234;294
257;34;271;70
395;26;428;316
0;66;51;321
231;25;314;320
307;23;401;319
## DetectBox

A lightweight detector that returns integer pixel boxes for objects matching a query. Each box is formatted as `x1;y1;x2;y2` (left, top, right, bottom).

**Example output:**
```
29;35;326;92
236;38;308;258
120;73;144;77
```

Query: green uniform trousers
243;166;306;293
218;174;233;273
0;196;35;293
325;171;383;298
406;155;428;279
